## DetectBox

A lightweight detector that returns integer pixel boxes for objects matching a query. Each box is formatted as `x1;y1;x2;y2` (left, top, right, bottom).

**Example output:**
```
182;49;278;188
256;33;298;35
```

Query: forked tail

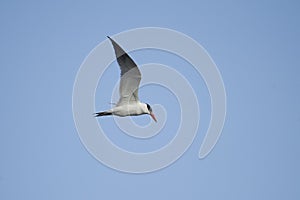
94;111;112;117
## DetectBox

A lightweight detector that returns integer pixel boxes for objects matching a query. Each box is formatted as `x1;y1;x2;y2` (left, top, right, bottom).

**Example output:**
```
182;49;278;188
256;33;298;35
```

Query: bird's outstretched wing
107;36;141;106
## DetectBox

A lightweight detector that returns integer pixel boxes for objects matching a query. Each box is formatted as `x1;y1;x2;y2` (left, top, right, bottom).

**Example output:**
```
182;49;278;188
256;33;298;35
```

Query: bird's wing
107;36;141;106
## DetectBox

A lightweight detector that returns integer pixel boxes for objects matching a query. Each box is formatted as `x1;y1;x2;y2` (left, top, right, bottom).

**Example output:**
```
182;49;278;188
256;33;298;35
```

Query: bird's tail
94;111;112;117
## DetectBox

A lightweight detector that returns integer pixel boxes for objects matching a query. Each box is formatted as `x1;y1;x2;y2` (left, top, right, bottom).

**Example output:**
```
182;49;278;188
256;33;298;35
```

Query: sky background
1;0;300;199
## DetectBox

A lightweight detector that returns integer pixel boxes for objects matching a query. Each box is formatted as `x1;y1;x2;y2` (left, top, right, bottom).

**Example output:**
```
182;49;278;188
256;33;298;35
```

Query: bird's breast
112;104;145;117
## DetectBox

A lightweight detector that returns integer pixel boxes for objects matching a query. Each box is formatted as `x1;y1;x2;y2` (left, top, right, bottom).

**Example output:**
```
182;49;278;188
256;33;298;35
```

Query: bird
94;36;157;122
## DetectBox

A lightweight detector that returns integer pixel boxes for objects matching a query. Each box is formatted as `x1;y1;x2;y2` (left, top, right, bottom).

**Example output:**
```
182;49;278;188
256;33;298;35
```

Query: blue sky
1;0;299;199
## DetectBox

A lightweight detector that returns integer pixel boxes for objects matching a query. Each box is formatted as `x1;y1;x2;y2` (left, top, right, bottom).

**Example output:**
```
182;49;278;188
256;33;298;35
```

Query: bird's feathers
94;111;112;117
107;36;141;105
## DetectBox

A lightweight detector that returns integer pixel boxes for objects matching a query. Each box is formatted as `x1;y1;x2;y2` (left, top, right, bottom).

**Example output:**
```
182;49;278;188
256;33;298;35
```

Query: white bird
94;36;157;122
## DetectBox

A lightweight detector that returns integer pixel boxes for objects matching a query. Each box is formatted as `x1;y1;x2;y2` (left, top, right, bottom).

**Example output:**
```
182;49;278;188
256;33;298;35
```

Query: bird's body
94;36;157;122
95;102;148;117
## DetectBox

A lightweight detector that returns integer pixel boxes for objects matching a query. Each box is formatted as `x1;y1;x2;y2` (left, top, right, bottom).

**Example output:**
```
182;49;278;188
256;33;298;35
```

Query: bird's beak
150;112;157;122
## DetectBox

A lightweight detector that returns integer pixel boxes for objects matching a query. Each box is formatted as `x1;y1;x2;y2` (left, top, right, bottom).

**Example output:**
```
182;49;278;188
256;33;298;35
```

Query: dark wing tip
107;36;111;39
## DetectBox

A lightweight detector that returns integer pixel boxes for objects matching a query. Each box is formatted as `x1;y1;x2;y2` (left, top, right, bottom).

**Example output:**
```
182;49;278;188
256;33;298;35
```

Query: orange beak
150;112;157;122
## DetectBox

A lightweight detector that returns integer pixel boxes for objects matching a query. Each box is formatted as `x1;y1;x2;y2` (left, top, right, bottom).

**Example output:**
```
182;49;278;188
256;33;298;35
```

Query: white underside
109;102;148;117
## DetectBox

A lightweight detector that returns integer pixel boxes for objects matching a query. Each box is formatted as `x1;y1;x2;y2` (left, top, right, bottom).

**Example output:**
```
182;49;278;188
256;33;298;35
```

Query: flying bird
94;36;157;122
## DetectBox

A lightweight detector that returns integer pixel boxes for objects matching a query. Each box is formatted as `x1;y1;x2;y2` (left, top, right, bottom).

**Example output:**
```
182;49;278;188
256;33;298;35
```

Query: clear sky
1;0;299;199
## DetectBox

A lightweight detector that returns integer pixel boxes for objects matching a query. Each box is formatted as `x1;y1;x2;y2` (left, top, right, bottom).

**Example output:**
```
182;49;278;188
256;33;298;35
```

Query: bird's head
146;103;157;122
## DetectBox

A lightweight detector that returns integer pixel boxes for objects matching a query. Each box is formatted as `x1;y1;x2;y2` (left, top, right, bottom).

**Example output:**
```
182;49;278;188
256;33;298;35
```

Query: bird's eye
146;104;152;112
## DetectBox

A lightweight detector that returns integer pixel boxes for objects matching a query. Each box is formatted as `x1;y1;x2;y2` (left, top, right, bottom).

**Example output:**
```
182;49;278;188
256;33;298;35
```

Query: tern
94;36;157;122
